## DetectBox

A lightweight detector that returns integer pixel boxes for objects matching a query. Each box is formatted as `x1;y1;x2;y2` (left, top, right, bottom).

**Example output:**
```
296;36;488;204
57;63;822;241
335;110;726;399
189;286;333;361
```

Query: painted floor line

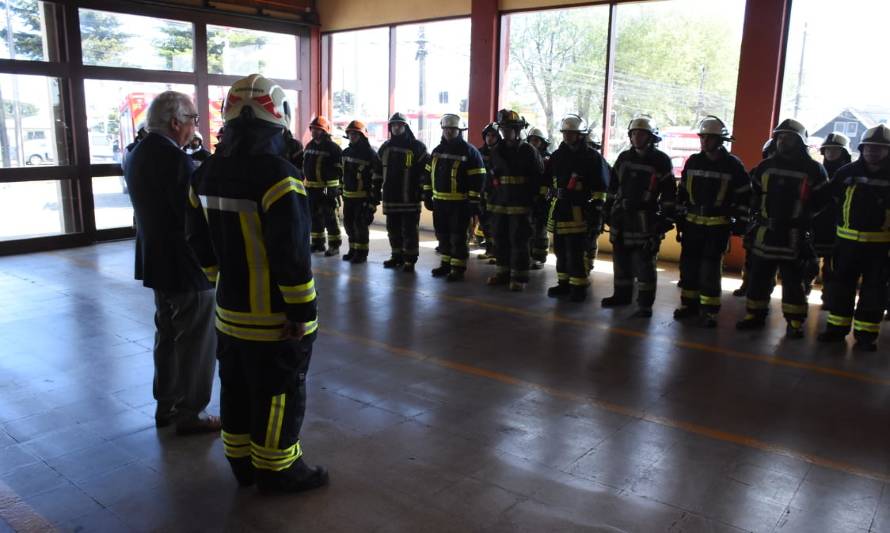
0;480;56;532
323;327;890;485
315;268;890;387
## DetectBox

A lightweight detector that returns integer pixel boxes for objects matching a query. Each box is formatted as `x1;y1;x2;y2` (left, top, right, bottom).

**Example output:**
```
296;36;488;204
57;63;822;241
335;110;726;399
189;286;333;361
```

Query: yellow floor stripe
322;327;890;485
0;480;56;532
315;269;890;387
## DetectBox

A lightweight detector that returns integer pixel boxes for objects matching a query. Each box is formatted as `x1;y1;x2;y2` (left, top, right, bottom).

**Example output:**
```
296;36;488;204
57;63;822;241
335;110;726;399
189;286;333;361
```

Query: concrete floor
0;232;888;532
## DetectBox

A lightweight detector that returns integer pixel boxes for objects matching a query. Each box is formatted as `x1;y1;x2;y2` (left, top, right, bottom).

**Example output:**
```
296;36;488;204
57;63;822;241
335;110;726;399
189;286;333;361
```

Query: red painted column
468;0;499;140
726;0;791;269
307;25;322;145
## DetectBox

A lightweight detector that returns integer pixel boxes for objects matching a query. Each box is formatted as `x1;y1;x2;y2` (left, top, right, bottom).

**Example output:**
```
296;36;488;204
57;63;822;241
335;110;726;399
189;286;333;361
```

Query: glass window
83;80;195;164
0;74;68;168
93;176;133;230
78;9;194;71
610;0;745;167
207;84;298;149
0;0;57;61
0;180;75;240
781;0;890;155
330;28;390;147
500;6;609;146
207;25;297;79
393;19;470;148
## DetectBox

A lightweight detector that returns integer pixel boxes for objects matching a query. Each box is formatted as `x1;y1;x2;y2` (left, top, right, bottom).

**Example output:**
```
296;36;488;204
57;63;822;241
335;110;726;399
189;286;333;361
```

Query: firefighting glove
365;203;376;226
325;187;341;202
423;198;434;212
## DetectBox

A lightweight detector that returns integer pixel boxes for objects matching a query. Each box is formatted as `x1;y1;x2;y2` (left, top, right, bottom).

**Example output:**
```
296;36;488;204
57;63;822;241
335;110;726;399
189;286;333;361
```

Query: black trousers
218;332;314;477
308;190;341;248
824;240;889;342
492;213;532;282
745;255;807;323
385;211;421;264
343;198;370;258
612;241;658;308
554;233;588;287
678;224;731;314
530;210;549;263
433;201;472;272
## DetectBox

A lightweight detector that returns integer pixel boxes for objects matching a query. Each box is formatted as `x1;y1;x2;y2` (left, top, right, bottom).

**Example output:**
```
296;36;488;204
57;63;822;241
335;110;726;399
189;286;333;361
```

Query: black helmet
481;122;498;140
495;108;528;130
762;138;776;159
388;112;408;125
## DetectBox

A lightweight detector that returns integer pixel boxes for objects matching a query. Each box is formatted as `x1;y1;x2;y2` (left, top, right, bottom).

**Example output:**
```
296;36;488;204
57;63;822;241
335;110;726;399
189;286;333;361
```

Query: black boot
853;339;878;352
736;314;766;330
256;458;329;494
310;242;325;253
631;307;653;318
341;250;353;262
700;313;718;328
401;262;415;273
383;256;404;269
431;263;451;278
732;283;747;297
817;328;847;343
324;245;340;257
446;269;465;282
569;285;587;302
673;306;699;320
547;282;570;298
350;252;367;264
227;457;255;487
785;320;804;339
487;273;510;286
601;290;632;307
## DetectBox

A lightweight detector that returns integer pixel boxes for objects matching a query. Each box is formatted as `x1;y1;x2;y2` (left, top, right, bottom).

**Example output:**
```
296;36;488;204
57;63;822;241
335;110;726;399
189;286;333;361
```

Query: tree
154;25;192;71
333;90;354;116
80;10;130;66
0;0;44;60
207;28;267;74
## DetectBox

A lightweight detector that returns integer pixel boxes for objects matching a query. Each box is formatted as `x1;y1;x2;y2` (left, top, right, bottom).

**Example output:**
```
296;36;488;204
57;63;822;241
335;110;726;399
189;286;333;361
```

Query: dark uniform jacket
484;141;545;215
342;137;381;201
678;147;751;230
125;132;211;292
812;153;852;254
375;126;428;214
303;135;343;192
749;152;829;260
186;123;318;342
547;142;610;236
830;158;890;244
423;137;486;204
608;146;677;246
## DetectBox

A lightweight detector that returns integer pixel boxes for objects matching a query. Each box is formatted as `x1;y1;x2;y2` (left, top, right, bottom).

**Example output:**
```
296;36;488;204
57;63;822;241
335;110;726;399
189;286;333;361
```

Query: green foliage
0;0;44;60
207;28;267;74
153;25;193;70
333;90;354;116
80;10;130;66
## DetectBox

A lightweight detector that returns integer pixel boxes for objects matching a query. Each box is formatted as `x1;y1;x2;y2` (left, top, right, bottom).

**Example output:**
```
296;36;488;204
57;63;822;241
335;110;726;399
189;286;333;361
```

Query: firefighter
583;128;608;275
303;116;343;256
341;120;381;264
817;124;890;351
734;138;777;297
546;114;610;302
736;119;829;338
527;127;552;269
423;114;486;281
673;116;751;327
185;74;326;492
602;116;676;317
476;122;501;262
485;109;545;291
374;112;429;272
807;133;852;301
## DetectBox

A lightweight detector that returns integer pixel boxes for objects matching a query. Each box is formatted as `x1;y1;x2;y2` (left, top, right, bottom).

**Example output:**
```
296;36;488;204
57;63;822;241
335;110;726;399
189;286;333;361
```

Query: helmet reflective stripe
697;115;733;141
440;114;467;130
559;114;588;134
859;124;890;148
223;74;291;129
772;118;808;143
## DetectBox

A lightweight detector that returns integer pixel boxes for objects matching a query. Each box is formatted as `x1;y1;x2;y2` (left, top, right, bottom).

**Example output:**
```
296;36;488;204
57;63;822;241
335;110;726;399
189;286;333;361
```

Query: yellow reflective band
325;180;340;187
216;307;287;327
782;303;808;315
591;192;607;201
251;443;302;471
424;164;432;172
305;181;326;188
747;299;770;310
279;279;317;305
569;277;588;286
836;227;890;243
303;318;319;336
433;192;468;200
222;431;251;458
189;186;200;208
262;177;306;212
343;190;368;198
310;232;325;238
827;314;852;327
685;213;731;226
681;289;700;299
216;318;286;342
539;186;549;195
488;205;530;215
440;255;451;262
265;393;285;448
468;191;480;198
468;168;486;175
352;243;369;250
841;184;855;230
700;295;721;306
450;258;466;267
853;320;881;333
557;273;569;281
202;265;219;283
499;176;527;185
240;212;271;313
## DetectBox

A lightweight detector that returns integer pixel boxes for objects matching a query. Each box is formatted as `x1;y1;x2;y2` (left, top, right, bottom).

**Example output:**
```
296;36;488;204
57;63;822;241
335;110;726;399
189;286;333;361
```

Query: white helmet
440;113;467;130
559;114;588;134
628;115;661;142
697;115;733;141
858;124;890;148
223;73;291;129
192;131;203;142
527;127;549;144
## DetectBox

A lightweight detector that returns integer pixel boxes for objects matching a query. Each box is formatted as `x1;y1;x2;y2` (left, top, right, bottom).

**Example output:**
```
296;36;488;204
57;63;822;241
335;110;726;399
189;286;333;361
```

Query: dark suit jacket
125;132;212;292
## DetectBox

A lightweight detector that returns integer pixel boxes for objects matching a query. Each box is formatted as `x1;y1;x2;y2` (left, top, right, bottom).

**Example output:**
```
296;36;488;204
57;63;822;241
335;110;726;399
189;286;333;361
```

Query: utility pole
793;22;807;118
696;64;707;121
415;26;427;139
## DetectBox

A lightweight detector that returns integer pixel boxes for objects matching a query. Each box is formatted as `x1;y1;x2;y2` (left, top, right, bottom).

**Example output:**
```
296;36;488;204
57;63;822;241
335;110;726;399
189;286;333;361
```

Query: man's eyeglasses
182;114;199;126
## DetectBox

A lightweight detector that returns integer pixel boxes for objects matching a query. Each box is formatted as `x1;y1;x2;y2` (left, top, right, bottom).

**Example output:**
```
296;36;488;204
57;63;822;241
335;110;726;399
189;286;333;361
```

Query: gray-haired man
124;90;220;435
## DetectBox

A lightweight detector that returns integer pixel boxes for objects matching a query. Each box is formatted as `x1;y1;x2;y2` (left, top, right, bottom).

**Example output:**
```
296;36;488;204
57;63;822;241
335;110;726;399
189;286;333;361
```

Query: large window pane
393;19;470;148
0;180;75;240
611;0;745;167
207;85;298;149
330;28;389;147
93;176;133;230
780;0;889;156
207;25;297;79
501;6;609;145
0;74;68;168
79;9;194;71
84;80;195;164
0;1;57;61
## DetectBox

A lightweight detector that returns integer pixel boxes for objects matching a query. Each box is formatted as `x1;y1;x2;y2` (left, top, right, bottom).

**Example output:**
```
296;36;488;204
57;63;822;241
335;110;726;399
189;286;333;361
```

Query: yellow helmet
772;118;808;144
495;108;528;129
697;115;733;141
440;113;467;130
628;115;661;142
223;74;291;128
859;124;890;148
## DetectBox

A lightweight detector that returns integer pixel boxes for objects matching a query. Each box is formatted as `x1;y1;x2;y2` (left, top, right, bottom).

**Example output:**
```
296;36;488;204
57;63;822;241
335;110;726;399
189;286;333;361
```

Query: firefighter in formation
475;122;500;261
303;116;343;256
424;114;487;281
527;127;552;269
340;120;382;264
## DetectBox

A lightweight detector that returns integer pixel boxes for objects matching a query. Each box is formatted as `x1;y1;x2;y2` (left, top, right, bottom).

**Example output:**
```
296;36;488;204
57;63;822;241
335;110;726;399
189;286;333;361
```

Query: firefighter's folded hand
282;320;305;340
423;198;434;211
325;187;341;202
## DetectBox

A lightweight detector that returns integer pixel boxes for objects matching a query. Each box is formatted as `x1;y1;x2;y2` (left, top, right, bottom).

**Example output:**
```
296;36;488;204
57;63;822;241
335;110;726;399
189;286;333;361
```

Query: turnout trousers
491;213;532;282
385;210;421;264
433;201;472;272
342;198;370;260
308;189;341;249
218;333;314;481
823;240;889;343
554;232;588;288
611;241;658;308
678;224;731;314
744;255;807;324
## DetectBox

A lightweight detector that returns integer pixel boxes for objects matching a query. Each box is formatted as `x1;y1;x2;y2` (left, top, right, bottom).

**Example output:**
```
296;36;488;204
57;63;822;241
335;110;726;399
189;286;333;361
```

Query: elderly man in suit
124;91;220;435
